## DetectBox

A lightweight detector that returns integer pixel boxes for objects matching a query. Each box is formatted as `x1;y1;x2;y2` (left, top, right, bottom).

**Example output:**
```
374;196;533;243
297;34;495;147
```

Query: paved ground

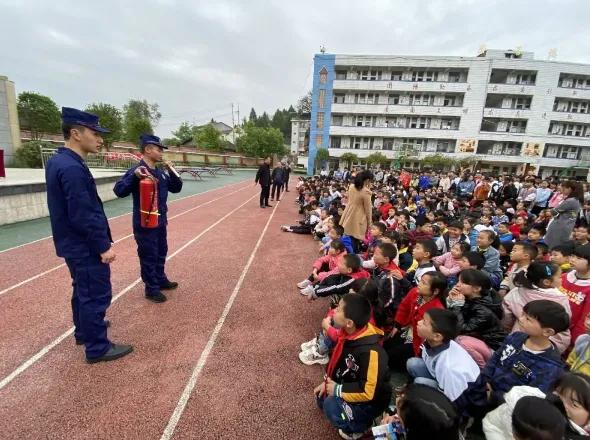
0;170;255;251
0;177;342;439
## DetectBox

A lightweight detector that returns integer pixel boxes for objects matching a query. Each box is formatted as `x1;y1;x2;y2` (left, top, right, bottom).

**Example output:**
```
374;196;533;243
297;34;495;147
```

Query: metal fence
40;147;140;170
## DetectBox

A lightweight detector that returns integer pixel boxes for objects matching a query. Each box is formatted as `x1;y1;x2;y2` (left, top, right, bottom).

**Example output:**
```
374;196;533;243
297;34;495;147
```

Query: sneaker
300;285;314;296
338;429;364;440
298;347;329;365
297;279;312;289
300;336;317;352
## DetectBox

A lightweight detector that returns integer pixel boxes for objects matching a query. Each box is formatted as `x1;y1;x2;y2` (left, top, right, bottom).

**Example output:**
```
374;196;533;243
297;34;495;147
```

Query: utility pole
231;103;236;145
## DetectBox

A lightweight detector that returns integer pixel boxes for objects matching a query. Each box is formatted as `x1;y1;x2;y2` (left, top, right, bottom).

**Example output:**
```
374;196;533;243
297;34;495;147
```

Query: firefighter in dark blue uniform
113;135;183;303
45;107;133;364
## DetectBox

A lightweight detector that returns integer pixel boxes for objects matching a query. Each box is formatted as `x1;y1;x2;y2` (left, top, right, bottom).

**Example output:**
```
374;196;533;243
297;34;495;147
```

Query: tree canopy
17;92;61;140
123;99;161;143
237;122;286;158
85;103;123;148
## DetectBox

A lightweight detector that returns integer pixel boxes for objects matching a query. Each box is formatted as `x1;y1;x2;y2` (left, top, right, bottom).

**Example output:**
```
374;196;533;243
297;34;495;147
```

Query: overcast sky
1;0;589;137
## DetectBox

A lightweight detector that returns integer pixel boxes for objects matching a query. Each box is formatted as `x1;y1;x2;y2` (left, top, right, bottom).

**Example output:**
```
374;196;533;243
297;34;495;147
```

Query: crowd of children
285;168;590;439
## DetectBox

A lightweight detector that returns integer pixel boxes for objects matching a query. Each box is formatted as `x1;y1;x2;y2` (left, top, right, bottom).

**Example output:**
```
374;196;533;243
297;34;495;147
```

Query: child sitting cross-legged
297;239;347;290
446;269;507;368
456;299;570;419
300;254;369;302
406;308;480;403
499;242;538;297
502;261;572;353
314;293;391;440
384;271;447;372
433;241;471;287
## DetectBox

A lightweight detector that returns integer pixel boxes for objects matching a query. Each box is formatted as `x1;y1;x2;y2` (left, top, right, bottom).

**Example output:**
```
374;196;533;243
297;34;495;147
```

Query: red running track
0;180;340;439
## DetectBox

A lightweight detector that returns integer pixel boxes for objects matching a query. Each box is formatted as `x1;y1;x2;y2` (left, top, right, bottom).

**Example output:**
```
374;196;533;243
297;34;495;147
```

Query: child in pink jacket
502;261;572;353
433;242;470;287
297;239;347;288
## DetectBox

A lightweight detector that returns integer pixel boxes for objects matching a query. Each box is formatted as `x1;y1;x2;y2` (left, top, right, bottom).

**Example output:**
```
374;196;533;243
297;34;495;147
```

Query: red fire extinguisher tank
139;177;159;228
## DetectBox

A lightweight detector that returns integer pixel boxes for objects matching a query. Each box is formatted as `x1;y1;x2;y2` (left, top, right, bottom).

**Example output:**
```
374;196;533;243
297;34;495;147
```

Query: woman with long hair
545;180;584;249
340;169;374;253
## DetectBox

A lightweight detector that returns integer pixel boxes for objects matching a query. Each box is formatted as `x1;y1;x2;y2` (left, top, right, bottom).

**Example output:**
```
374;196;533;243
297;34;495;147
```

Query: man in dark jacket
270;162;285;202
315;293;391;438
255;156;271;208
281;162;291;192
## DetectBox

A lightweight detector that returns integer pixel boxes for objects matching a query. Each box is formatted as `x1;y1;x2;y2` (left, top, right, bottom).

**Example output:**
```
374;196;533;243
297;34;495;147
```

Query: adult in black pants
270;162;285;201
281;162;291;192
255;156;272;208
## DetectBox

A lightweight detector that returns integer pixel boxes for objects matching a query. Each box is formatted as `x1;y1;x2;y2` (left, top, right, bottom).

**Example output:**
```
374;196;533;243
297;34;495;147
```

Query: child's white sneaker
338;429;364;440
300;337;317;352
298;347;329;365
300;285;314;296
297;279;312;289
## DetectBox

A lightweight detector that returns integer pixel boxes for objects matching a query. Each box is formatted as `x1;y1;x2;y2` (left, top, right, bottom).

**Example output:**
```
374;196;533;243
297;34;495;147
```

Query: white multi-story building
307;49;590;179
290;118;309;155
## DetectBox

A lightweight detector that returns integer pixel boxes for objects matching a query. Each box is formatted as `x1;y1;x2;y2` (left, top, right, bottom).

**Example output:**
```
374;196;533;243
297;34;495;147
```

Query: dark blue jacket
45;147;113;258
113;160;183;230
418;175;430;190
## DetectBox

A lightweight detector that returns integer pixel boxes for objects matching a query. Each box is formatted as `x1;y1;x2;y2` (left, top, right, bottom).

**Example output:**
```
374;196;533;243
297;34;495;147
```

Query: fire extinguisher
139;174;159;228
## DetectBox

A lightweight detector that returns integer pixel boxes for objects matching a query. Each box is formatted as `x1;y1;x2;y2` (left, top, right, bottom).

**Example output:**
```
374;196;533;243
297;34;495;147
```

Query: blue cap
139;134;167;149
61;107;110;133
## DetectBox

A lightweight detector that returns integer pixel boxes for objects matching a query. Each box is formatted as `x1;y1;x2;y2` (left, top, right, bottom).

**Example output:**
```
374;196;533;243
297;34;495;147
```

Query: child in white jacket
502;261;572;353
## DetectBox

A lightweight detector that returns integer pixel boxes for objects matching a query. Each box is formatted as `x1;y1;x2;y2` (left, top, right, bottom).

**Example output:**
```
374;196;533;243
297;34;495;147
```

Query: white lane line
160;201;280;440
0;184;250;298
0;178;251;255
0;191;259;392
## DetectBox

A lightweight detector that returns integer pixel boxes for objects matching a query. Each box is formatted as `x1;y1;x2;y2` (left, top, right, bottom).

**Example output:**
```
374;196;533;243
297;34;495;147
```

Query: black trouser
282;178;289;192
383;331;414;372
260;185;270;207
349;236;362;254
271;182;282;200
288;225;313;234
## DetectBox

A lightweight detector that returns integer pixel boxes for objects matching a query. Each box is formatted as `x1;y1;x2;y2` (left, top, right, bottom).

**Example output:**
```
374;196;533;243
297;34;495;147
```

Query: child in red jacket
560;244;590;345
383;271;447;371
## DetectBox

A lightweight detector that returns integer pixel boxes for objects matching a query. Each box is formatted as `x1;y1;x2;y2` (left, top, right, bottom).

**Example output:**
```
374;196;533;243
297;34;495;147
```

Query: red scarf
326;325;367;378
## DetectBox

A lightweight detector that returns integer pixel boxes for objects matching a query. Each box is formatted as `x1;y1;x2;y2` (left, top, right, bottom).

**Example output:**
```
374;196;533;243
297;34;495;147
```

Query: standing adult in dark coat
270;162;285;202
281;162;292;192
255;156;272;208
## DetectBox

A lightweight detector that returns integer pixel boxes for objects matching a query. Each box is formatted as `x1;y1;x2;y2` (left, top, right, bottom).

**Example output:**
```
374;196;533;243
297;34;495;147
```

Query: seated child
512;396;567;440
498;241;513;277
281;202;320;234
502;262;572;353
560;244;590;344
406;239;437;286
496;222;514;244
474;230;503;289
551;243;574;273
320;225;354;255
314;294;391;439
433;242;470;286
447;269;507;368
442;221;470;254
364;222;386;259
396;234;416;272
456;300;570;417
298;239;347;289
535;242;550;262
459;251;486;272
406;308;480;402
524;224;546;246
385;272;446;371
499;242;538;296
301;254;369;303
567;313;590;376
574;224;590;246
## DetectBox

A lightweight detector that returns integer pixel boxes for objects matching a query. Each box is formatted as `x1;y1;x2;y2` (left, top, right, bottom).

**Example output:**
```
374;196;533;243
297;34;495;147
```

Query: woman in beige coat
340;170;374;253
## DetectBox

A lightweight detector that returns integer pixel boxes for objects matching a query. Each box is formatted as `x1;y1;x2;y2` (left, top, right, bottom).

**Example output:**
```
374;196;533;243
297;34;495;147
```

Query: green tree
122;99;161;143
256;111;271;128
365;152;389;167
195;124;223;151
296;91;312;115
340;152;359;169
14;140;54;168
314;147;330;172
237;122;285;158
85;103;123;149
17;92;61;140
249;108;257;123
421;153;457;171
172;121;195;144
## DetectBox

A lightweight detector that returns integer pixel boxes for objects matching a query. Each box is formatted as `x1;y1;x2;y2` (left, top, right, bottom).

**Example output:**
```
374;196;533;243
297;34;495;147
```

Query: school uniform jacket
331;324;391;409
311;270;370;300
559;271;590;344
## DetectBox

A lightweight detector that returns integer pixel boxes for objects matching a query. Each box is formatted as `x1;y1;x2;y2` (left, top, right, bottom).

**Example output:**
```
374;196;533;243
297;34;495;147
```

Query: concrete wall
0;176;119;226
0;76;20;166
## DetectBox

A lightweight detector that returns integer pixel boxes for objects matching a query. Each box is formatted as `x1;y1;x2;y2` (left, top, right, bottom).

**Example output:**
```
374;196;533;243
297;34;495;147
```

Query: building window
448;71;461;82
388;94;400;105
412;71;437;82
317;112;324;129
331;115;343;126
316;134;323;147
335;70;347;80
319;67;328;84
319;89;326;108
360;70;382;81
383;139;394;150
333;93;345;104
330;136;341;148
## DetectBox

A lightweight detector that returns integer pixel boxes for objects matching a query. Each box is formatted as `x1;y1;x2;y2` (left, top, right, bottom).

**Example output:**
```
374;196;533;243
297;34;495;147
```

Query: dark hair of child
333;225;344;236
426;271;448;298
416;239;438;260
552;243;574;257
372;222;387;235
377;242;398;261
396;384;460;440
463;251;486;269
530;224;547;236
459;268;492;291
341;293;372;328
479;230;499;248
448;221;463;231
343;254;362;272
425;308;459;342
512;396;566;440
573;243;590;262
457;242;471;256
551;372;590;418
330;239;346;253
536;243;549;259
499;241;514;254
397;233;412;249
522;299;570;334
372;211;382;223
513;261;559;290
513;242;538;261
